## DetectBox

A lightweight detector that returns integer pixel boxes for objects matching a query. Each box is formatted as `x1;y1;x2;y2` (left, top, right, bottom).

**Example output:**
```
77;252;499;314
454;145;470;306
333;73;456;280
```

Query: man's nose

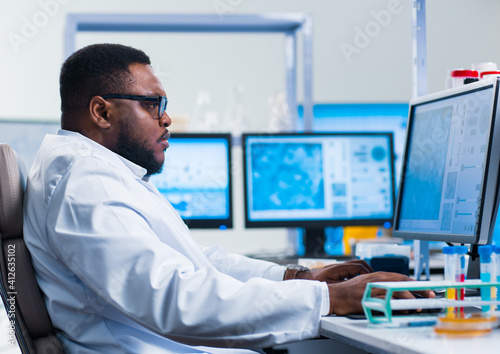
159;112;171;128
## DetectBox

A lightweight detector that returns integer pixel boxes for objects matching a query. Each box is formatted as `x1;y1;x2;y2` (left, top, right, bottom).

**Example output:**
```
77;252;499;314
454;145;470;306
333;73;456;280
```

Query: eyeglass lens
158;97;167;119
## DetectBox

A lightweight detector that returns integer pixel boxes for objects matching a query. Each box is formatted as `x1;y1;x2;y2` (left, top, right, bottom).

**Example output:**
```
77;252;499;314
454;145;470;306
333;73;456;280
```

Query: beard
115;119;164;176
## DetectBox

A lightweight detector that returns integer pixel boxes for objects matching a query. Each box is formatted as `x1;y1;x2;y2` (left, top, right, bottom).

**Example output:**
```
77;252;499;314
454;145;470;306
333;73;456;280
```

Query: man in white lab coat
24;43;431;354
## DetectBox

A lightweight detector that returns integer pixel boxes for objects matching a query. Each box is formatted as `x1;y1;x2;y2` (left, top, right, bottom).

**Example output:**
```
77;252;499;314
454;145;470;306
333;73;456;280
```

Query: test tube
443;246;456;317
455;246;468;317
478;245;494;313
493;245;500;309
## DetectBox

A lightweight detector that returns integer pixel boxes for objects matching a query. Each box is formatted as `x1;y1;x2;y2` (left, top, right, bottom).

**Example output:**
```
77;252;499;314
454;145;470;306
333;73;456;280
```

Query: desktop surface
320;313;500;354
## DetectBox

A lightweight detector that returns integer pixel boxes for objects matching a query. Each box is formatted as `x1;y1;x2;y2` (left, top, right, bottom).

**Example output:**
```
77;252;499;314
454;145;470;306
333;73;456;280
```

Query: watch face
284;265;310;280
287;265;309;271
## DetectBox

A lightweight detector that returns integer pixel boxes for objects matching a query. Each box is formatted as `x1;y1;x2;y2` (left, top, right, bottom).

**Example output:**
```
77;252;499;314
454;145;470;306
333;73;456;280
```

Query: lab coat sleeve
200;246;331;315
45;157;324;349
200;245;287;282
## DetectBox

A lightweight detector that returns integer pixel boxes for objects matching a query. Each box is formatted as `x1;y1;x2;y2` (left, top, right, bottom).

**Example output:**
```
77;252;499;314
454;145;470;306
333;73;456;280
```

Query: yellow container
343;226;379;255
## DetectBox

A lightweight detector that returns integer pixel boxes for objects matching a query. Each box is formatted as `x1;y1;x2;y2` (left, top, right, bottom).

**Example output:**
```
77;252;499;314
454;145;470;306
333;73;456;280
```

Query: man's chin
146;161;164;176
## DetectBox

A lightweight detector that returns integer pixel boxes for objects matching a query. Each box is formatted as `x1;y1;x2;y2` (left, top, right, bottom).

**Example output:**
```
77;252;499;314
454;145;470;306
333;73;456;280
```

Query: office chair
0;143;63;353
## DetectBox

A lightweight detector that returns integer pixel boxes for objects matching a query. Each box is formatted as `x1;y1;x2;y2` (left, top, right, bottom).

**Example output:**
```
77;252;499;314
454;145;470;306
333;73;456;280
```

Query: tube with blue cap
478;245;494;313
493;245;500;310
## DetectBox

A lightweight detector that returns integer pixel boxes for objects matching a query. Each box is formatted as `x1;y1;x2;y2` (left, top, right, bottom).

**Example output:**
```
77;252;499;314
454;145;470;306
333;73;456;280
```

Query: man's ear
88;96;112;129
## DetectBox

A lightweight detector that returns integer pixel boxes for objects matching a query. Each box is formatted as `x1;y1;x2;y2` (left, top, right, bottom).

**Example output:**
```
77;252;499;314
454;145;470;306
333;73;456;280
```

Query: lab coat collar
57;129;148;179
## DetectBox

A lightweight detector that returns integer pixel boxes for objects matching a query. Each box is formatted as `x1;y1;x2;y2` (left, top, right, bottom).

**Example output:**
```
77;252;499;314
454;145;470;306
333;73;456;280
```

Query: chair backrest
0;143;63;354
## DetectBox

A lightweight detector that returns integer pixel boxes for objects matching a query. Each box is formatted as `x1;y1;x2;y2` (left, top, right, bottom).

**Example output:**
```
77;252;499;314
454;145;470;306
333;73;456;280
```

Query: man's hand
295;260;373;283
327;271;436;315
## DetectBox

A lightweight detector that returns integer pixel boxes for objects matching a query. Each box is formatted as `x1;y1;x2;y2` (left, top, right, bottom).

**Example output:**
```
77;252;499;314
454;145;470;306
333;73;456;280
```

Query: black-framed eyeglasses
101;94;168;119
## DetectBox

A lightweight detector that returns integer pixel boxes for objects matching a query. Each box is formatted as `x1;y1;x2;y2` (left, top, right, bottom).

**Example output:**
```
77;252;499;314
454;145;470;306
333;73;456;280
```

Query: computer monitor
242;132;396;255
298;103;408;185
149;133;233;230
393;78;500;247
0;119;60;170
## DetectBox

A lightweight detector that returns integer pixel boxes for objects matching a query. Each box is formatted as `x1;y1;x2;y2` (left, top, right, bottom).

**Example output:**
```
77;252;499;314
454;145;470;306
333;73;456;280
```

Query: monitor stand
302;227;327;258
465;244;481;296
466;244;481;280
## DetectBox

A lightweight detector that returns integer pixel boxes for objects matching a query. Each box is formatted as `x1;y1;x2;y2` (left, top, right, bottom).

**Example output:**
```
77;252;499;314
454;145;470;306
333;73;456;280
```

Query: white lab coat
23;130;328;353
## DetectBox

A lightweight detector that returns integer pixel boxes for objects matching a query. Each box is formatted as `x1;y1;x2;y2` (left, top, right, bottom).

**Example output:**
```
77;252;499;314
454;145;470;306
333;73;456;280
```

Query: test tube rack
362;280;500;324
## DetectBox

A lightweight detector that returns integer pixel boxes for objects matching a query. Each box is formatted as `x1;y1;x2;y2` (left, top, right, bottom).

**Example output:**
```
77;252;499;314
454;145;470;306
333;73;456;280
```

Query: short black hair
59;43;151;116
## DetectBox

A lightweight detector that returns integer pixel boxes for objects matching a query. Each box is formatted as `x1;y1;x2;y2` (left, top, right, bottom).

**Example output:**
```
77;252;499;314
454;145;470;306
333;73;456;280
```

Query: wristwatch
283;264;310;280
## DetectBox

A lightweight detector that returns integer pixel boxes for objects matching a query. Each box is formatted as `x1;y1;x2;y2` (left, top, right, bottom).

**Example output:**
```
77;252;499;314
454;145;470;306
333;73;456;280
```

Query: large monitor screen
150;133;233;229
393;78;500;245
242;132;396;228
298;103;408;185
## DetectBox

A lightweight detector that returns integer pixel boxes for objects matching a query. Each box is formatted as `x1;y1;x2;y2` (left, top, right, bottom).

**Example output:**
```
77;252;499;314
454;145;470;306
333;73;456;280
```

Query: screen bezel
242;132;396;229
393;78;500;245
154;132;233;230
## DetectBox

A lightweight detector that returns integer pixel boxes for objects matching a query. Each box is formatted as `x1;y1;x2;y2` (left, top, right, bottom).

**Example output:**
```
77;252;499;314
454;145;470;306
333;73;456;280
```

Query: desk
320;314;500;354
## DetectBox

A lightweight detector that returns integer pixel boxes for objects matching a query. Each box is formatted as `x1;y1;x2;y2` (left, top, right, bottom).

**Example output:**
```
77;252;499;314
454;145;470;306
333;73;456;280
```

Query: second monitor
242;132;396;255
150;133;233;230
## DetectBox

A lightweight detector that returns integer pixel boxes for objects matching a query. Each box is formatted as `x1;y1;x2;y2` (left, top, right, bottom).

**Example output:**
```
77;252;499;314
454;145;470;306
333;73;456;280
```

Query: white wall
1;0;500;255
